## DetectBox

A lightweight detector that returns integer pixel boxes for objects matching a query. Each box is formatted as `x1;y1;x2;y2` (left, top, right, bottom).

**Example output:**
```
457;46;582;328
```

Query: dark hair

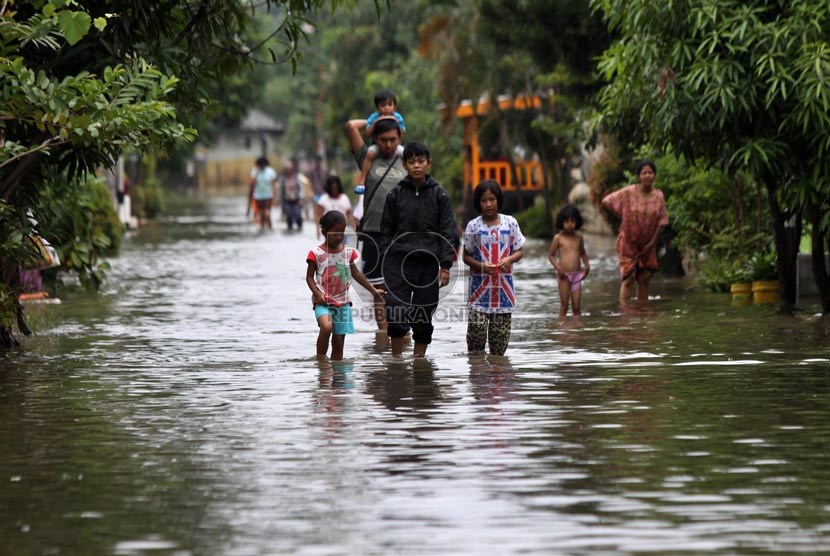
635;159;657;176
372;117;401;138
255;156;269;167
324;175;342;196
374;89;397;108
473;179;503;212
403;141;430;162
319;210;346;233
555;204;584;230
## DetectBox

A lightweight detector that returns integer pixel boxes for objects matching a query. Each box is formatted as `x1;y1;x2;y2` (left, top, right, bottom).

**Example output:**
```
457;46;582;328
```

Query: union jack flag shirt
463;214;525;313
307;245;359;307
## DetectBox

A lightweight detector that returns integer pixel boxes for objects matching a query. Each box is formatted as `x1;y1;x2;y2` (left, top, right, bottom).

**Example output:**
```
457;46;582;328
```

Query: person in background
315;175;353;240
278;160;309;231
548;204;590;317
601;159;668;302
248;156;277;230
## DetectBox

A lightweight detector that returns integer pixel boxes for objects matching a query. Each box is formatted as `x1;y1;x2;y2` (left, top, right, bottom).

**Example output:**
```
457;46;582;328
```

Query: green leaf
57;10;92;46
93;17;107;32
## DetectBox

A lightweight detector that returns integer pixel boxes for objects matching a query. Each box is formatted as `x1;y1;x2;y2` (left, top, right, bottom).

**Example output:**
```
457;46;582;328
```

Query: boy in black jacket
380;142;457;357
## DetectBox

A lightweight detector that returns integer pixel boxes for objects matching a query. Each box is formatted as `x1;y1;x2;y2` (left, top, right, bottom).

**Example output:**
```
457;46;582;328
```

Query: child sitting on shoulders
548;204;590;317
462;180;525;355
354;89;406;194
306;210;384;360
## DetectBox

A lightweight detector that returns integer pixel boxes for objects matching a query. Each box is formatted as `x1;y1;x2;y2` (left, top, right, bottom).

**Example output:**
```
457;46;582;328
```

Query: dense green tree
0;0;351;346
593;0;830;313
424;0;611;230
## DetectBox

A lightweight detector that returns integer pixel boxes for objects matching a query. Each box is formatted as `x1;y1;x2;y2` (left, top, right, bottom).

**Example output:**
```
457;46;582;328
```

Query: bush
132;176;165;218
749;250;777;281
35;173;124;290
514;201;551;238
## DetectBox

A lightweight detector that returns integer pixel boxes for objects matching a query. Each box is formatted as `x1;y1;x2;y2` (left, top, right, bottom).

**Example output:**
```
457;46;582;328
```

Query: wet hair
255;156;269;167
473;179;504;212
403;141;430;162
372;117;401;138
374;89;397;108
324;175;343;196
635;159;657;176
555;204;584;231
319;210;346;233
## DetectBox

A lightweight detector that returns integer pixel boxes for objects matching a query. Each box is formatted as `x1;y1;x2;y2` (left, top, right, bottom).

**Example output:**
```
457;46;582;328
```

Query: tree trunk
1;259;25;349
810;208;830;315
767;183;800;313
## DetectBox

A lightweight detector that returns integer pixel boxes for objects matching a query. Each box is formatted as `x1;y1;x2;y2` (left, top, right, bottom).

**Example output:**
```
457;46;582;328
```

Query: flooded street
2;195;830;555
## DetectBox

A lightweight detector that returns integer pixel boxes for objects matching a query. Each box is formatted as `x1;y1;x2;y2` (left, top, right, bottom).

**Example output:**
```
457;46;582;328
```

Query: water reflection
468;354;516;406
313;359;355;435
364;357;441;413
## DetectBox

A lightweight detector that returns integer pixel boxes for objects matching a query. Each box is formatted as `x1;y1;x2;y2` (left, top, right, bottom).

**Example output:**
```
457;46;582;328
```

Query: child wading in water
548;204;590;317
306;210;384;360
462;180;525;355
380;141;456;358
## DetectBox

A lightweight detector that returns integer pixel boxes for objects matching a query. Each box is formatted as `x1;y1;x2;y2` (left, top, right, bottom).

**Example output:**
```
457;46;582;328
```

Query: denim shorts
314;304;354;335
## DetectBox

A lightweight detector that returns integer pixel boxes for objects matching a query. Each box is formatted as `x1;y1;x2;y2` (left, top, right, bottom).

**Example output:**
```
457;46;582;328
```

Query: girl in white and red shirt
306;210;384;360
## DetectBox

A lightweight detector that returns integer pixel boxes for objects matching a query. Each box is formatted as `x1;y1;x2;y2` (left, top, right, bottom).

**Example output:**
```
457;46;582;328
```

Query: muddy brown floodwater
2;195;830;555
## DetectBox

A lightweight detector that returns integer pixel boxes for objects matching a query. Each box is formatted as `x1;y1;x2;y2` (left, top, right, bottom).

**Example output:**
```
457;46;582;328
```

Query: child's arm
306;261;327;305
579;235;590;278
462;250;496;274
364;111;379;137
497;247;523;272
350;262;385;300
547;235;561;273
358;150;376;185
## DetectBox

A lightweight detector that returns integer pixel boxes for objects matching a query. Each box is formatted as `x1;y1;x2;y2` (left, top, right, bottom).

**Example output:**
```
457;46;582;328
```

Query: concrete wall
798;252;830;299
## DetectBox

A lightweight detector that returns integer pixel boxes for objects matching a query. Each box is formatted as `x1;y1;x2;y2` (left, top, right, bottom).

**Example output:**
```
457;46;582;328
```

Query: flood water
2;195;830;555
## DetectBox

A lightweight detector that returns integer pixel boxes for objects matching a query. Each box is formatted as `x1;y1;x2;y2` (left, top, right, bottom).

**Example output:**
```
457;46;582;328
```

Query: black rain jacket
379;175;457;269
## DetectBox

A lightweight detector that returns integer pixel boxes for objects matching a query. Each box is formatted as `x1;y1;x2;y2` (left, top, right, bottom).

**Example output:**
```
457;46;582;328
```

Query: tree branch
0;136;62;172
174;0;209;46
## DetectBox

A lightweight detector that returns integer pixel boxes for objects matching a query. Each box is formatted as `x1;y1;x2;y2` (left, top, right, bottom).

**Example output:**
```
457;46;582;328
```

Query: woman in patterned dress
601;160;669;302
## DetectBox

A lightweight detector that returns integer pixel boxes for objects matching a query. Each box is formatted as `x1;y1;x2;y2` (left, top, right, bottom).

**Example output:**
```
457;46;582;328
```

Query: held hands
439;268;450;287
371;287;386;301
496;258;513;273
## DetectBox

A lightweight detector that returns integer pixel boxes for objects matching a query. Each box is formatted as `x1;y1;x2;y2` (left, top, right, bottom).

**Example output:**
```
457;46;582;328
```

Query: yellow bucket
730;282;752;304
751;280;779;305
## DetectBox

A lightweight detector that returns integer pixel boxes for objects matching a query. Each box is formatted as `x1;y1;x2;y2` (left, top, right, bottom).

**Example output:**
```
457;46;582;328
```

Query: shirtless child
548;204;591;317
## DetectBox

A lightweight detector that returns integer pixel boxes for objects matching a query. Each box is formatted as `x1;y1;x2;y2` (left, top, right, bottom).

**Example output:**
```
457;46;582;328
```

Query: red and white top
307;245;359;307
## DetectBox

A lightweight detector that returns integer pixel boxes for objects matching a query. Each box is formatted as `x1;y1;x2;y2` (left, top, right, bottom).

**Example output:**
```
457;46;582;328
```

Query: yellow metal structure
456;94;546;193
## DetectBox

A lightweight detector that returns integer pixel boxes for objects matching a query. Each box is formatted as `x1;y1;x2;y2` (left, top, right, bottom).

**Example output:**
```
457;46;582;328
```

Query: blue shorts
314;304;354;335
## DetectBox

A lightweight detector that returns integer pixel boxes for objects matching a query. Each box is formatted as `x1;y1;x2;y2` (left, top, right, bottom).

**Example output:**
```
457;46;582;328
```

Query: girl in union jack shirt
306;211;384;360
462;180;525;355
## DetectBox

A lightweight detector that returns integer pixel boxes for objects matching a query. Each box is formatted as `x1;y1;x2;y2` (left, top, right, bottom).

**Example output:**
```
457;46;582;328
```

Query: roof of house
240;109;284;133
